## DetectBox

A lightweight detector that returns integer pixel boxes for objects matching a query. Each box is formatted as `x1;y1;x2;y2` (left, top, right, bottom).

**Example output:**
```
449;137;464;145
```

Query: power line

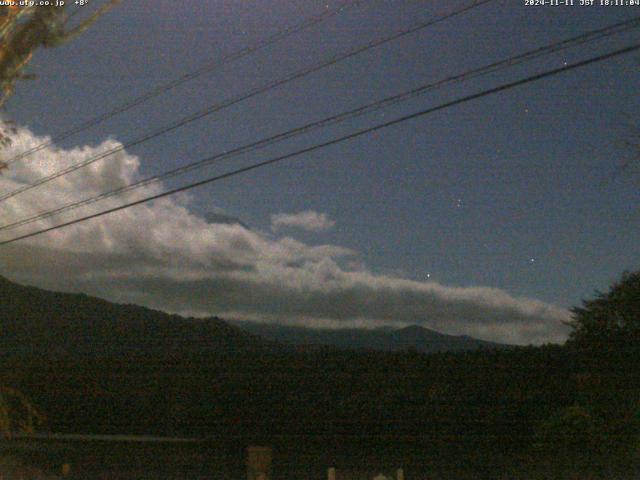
1;43;637;247
3;0;360;166
0;0;494;203
2;16;638;234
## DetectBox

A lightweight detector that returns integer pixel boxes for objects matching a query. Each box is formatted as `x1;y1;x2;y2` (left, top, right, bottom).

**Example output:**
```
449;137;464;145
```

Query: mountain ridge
0;275;269;356
0;275;507;355
233;320;506;353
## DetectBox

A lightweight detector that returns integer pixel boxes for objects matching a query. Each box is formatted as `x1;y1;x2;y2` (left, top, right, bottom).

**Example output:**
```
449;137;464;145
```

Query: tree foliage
0;2;122;172
567;270;640;351
0;386;44;435
0;5;121;431
534;405;607;475
0;1;122;108
553;270;640;475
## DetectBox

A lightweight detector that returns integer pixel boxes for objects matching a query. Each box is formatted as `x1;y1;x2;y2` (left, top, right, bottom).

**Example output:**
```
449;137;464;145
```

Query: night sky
1;0;639;344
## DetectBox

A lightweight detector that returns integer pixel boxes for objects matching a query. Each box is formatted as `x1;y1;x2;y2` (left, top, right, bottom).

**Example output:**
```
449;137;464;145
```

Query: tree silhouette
567;270;640;352
534;405;606;476
0;2;122;109
0;3;121;428
0;386;44;436
562;270;640;474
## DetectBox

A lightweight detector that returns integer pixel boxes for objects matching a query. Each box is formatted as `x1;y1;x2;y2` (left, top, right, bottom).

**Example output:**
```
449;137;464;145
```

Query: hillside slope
0;275;268;356
1;275;504;355
234;321;506;353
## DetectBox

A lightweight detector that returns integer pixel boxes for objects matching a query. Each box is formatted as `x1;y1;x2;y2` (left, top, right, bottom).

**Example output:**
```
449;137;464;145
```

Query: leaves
0;386;45;435
0;2;122;109
567;270;640;351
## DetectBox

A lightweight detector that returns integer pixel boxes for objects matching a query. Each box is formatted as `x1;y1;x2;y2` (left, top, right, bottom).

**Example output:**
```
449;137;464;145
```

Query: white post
246;446;272;480
328;466;336;480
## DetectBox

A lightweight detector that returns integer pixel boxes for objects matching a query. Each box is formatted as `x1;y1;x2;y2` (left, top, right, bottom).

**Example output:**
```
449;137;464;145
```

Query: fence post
396;468;404;480
246;446;272;480
328;466;336;480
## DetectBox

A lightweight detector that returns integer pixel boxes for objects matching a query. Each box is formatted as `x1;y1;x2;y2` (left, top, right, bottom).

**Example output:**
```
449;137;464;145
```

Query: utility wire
3;0;360;166
1;43;637;246
0;0;494;203
1;16;638;233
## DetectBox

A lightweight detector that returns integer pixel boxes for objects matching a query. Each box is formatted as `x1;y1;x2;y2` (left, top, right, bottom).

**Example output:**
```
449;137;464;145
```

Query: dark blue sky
5;0;640;310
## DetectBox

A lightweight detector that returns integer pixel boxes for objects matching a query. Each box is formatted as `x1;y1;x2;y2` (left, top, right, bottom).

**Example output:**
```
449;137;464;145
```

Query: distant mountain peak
396;325;437;335
234;321;507;353
204;212;249;229
0;275;506;356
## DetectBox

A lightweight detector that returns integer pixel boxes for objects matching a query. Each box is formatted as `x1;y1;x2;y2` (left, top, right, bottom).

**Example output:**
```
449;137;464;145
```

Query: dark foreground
1;274;639;479
0;433;572;480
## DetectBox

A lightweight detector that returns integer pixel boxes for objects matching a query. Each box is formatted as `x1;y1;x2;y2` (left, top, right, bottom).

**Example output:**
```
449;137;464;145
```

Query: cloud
0;125;571;345
271;211;335;232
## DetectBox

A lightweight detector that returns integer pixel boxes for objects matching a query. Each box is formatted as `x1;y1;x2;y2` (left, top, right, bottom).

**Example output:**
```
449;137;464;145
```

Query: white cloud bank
0;126;571;345
271;211;335;232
